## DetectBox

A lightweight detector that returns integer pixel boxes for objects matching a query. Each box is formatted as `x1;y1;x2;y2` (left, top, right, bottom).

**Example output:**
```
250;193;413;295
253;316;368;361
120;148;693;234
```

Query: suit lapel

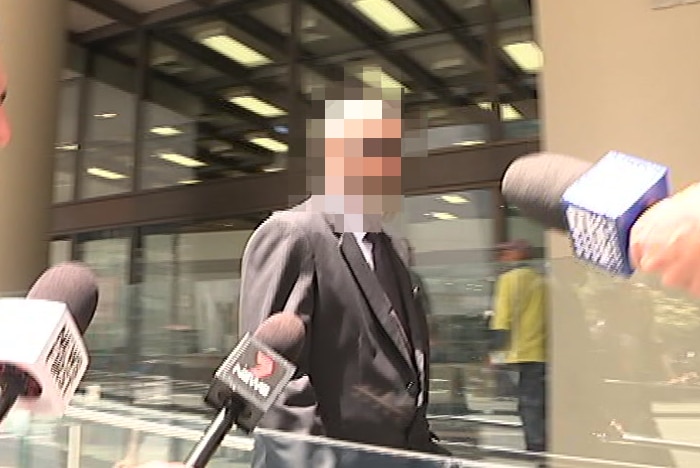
337;232;415;372
386;236;429;385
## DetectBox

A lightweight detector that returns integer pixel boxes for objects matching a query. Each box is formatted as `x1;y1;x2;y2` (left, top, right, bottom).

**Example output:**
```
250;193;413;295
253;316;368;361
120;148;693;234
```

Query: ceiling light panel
56;143;79;151
440;194;469;204
352;0;422;36
477;102;523;121
355;67;409;92
200;34;272;68
249;137;288;153
429;212;458;220
503;41;543;73
158;152;207;168
229;96;286;118
150;126;183;136
87;167;128;180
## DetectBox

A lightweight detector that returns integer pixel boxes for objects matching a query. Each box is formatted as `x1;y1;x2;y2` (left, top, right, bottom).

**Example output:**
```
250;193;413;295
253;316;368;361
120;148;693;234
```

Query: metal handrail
428;414;522;428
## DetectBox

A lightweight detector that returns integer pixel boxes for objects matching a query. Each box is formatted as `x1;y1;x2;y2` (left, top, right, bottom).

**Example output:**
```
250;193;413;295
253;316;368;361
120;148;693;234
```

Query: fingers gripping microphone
0;262;98;422
502;151;670;276
184;312;305;468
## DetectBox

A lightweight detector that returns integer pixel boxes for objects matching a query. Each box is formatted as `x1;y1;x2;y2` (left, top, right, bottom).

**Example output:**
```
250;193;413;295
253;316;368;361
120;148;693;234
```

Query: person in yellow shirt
490;240;547;453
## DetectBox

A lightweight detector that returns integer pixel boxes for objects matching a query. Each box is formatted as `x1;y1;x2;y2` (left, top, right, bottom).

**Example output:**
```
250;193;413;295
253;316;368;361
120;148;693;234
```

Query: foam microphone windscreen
253;312;305;363
501;153;593;232
26;262;98;334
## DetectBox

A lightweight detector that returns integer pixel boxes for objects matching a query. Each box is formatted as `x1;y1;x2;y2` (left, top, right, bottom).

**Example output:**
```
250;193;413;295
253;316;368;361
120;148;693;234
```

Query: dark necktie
365;232;410;333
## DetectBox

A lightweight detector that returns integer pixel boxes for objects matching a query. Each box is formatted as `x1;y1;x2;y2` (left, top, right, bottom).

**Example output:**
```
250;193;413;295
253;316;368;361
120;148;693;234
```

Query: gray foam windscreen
254;312;306;363
26;262;99;335
501;153;593;231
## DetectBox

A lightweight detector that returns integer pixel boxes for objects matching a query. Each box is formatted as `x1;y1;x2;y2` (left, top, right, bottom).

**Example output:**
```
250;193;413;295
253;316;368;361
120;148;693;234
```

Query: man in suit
239;85;447;465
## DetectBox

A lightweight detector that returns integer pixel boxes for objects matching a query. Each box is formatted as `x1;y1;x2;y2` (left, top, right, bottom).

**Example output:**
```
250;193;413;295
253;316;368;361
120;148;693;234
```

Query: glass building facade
46;0;546;463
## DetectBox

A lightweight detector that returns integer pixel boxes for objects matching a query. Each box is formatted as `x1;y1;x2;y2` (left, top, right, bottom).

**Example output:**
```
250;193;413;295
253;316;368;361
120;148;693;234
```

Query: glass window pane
141;68;289;188
140;224;255;361
141;79;206;189
140;8;292;189
404;189;526;450
77;233;131;372
53;75;81;203
53;44;86;203
76;215;268;401
79;53;137;198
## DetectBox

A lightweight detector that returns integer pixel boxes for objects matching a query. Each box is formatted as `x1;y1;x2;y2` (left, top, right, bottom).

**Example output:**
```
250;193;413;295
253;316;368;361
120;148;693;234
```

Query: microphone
0;262;98;422
184;312;305;468
502;151;670;276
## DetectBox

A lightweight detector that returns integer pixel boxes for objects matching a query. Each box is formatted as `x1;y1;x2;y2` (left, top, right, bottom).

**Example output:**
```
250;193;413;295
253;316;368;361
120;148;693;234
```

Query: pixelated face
323;99;402;199
0;58;9;148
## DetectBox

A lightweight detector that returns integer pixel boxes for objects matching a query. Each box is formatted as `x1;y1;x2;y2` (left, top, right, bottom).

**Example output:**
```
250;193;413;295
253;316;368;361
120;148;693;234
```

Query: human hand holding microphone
502;150;700;298
630;181;700;296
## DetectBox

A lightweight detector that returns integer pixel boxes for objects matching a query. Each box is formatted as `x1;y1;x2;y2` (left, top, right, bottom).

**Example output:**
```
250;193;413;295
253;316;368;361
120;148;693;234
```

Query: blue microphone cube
561;151;669;276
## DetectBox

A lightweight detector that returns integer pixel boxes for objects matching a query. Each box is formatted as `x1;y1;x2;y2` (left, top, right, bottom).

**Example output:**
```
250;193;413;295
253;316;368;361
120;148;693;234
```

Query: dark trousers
517;362;547;453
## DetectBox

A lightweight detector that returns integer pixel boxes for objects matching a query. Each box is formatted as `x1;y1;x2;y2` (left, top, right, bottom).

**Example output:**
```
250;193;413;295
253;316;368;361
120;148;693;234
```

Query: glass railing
8;255;700;466
2;394;694;467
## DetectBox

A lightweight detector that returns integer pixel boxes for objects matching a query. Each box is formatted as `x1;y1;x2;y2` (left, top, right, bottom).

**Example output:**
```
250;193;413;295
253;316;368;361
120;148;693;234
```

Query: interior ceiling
64;0;537;181
67;0;185;32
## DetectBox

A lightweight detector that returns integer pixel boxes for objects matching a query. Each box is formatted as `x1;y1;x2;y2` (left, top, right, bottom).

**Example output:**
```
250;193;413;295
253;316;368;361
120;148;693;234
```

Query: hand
630;182;700;296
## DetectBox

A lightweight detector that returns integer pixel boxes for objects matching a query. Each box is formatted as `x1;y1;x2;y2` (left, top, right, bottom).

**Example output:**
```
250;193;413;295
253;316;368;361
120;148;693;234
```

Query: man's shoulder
255;201;327;237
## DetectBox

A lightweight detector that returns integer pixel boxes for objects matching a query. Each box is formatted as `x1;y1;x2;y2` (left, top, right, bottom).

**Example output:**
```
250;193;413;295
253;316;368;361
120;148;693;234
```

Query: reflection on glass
548;257;698;466
139;226;251;367
74;217;268;407
141;79;203;189
140;26;290;189
78;234;131;372
53;73;81;203
404;189;497;450
80;55;136;198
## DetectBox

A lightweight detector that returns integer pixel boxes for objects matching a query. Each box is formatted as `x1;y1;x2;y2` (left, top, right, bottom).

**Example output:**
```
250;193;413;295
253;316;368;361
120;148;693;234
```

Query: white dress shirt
352;232;374;271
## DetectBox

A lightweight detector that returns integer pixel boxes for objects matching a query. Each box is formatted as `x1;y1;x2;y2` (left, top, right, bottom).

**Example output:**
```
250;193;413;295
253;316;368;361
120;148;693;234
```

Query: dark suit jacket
238;198;442;459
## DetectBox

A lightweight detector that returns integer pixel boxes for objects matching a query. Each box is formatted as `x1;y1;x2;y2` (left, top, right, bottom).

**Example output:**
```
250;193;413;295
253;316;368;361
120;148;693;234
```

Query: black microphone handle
0;367;30;423
184;399;244;468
